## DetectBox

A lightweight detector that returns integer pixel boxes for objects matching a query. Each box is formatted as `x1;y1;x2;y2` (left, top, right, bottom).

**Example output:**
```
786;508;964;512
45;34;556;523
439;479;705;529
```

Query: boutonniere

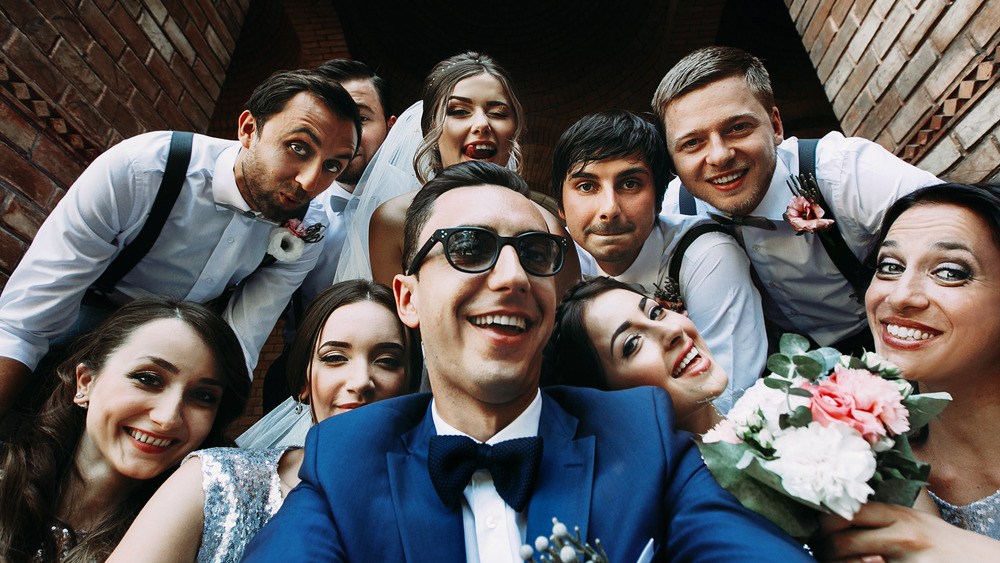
783;174;834;234
520;518;609;562
267;219;325;262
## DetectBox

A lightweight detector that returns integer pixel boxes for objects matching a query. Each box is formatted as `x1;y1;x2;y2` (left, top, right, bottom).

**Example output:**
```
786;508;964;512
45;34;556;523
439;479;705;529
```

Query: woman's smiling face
866;203;1000;388
582;288;728;421
74;318;223;482
436;73;516;169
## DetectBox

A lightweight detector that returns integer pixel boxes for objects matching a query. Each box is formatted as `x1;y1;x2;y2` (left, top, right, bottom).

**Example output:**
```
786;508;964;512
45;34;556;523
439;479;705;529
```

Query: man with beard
554;110;765;411
655;46;939;352
0;69;360;417
300;60;396;303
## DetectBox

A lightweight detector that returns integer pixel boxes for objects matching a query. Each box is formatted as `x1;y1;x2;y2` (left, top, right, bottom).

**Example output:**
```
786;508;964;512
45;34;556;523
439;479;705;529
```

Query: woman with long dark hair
0;297;250;561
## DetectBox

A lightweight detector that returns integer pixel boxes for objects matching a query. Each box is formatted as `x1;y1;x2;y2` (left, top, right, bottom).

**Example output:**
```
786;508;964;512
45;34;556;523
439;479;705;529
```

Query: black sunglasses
405;227;571;277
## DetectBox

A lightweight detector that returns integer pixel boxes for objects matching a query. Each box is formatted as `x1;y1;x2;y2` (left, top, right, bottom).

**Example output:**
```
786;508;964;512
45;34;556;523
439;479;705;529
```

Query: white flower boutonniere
267;218;325;262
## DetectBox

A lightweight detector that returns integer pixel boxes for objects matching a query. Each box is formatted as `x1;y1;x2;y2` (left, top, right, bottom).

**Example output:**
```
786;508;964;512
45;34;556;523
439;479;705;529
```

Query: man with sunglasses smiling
243;161;811;562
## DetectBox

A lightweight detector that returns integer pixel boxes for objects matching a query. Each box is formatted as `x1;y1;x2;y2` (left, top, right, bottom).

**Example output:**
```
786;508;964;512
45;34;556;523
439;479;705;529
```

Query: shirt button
205;278;214;284
752;244;761;251
227;237;235;244
768;282;776;288
486;516;498;529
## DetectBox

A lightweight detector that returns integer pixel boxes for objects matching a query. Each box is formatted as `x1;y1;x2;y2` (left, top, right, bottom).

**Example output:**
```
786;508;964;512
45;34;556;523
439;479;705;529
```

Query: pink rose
804;366;909;444
830;365;909;437
702;418;742;444
785;195;835;233
285;218;307;237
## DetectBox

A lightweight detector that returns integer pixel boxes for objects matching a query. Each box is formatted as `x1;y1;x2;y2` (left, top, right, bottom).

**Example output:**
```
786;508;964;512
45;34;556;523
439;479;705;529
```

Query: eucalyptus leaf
904;392;952;433
792;355;823;380
779;333;810;356
787;388;813;398
764;377;792;391
811;347;842;372
697;441;819;538
766;354;793;377
871;478;925;507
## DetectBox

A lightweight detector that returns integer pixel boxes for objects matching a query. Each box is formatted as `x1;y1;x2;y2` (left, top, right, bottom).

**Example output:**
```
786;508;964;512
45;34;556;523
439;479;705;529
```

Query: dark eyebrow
146;357;223;387
447;96;509;108
934;241;974;253
615;166;651;181
320;340;351;349
374;342;405;353
291;126;322;147
609;320;633;357
670;112;761;146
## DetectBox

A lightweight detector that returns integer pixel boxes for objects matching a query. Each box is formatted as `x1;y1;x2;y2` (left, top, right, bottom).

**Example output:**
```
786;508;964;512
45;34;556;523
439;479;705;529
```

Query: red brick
851;0;877;22
126;88;168;130
93;0;114;10
137;10;175;61
192;58;221;100
2;0;59;51
202;23;229;64
143;49;183;101
119;0;143;19
834;49;878;117
85;42;132;101
57;86;109;144
153;90;194;130
809;18;837;63
51;39;103;99
177;91;208;131
841;89;875;136
162;16;196;65
3;29;68;100
888;87;933;143
858;87;903;140
79;1;127;58
869;1;912;59
183;19;224;78
33;0;92;55
0;142;58;205
869;44;907;99
968;0;1000;49
0;97;39;152
179;0;208;31
201;7;236;54
95;90;141;139
894;40;938;99
949;130;1000;182
119;47;161;103
817;11;858;81
803;0;835;47
2;195;44;239
0;226;29;272
924;37;977;99
900;0;948;55
108;3;151;59
929;0;984;53
170;55;213;114
30;134;87;189
142;0;169;25
846;3;883;62
829;0;854;27
215;2;242;44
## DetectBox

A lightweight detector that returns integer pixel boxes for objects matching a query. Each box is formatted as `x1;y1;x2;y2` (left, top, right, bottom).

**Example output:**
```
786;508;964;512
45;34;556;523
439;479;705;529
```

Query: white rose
762;422;876;519
727;378;810;436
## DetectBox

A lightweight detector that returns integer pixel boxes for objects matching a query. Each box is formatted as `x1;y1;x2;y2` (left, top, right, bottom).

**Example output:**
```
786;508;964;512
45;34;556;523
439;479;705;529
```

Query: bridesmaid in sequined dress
0;298;250;562
818;183;1000;560
108;280;416;562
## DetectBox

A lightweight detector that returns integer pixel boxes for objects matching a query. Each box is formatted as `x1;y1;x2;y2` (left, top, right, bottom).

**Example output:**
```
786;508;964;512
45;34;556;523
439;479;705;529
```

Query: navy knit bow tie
427;435;543;512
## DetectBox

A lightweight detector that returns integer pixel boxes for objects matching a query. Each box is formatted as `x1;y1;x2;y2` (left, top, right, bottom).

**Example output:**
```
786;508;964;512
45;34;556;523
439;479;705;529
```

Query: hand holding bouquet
697;334;951;537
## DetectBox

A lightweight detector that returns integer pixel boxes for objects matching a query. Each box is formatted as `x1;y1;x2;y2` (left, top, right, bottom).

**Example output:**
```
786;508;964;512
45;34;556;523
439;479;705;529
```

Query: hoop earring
294;396;306;415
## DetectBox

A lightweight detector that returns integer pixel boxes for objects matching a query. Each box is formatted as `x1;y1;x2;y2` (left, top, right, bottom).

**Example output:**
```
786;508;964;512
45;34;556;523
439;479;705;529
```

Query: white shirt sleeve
678;231;767;413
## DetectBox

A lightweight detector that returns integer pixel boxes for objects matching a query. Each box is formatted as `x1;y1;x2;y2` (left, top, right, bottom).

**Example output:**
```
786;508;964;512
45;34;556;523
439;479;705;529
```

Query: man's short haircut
652;46;775;125
552;110;669;214
245;69;363;155
402;161;530;274
314;59;392;120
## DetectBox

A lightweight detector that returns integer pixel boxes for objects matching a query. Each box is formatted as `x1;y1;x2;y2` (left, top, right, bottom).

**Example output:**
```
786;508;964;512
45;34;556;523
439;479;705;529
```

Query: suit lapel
387;405;466;562
526;393;595;544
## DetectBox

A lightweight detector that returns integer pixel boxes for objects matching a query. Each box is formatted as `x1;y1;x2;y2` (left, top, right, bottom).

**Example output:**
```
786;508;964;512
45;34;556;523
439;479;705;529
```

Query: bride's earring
74;391;88;409
294;396;305;415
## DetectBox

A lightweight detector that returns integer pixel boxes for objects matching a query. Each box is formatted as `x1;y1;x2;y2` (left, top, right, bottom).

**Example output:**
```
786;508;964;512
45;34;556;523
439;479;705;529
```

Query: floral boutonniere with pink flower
697;334;951;538
267;218;325;262
783;174;834;234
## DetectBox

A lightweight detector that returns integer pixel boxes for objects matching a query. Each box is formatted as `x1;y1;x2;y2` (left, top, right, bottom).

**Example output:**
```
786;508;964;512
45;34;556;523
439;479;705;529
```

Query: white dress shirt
578;216;766;412
662;132;940;346
0;131;327;373
432;390;542;563
299;182;353;303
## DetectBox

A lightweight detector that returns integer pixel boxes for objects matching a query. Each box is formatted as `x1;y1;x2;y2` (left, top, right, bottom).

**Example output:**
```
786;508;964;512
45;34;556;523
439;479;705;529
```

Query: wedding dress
929;489;1000;540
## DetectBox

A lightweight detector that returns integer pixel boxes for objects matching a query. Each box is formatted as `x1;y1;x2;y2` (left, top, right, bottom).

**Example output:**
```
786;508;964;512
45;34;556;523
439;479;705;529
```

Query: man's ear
769;106;784;145
74;364;94;405
393;274;421;329
237;110;257;149
386;115;397;130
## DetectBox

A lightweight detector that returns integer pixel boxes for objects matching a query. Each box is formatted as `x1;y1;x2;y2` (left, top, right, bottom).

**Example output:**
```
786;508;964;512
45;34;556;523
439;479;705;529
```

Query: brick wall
0;0;251;283
788;0;1000;182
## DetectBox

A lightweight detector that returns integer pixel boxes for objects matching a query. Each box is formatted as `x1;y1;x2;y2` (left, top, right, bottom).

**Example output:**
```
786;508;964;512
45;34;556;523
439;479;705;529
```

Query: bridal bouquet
697;334;951;537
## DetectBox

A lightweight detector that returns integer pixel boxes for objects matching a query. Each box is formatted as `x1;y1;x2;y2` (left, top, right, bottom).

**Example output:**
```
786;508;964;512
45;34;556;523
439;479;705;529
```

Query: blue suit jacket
242;386;811;562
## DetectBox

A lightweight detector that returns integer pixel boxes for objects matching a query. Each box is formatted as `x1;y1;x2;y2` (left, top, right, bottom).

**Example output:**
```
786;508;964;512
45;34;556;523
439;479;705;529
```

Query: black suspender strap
678;184;697;215
654;223;731;312
92;131;194;295
796;138;873;295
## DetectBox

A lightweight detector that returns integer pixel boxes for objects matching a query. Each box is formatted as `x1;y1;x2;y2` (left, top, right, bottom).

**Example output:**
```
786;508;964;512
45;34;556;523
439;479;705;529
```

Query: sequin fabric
929;488;1000;540
190;446;294;563
35;526;87;561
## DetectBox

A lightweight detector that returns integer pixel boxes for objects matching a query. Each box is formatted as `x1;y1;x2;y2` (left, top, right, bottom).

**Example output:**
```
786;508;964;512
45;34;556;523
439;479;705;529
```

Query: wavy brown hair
0;297;249;562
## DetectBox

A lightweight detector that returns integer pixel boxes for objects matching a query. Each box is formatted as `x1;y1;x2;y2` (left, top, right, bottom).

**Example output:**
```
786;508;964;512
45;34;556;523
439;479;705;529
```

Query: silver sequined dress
189;446;295;563
929;488;1000;540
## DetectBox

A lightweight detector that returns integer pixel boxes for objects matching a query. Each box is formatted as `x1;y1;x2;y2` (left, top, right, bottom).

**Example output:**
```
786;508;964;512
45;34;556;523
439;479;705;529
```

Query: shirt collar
431;389;542;445
747;142;797;220
213;145;280;225
594;222;666;286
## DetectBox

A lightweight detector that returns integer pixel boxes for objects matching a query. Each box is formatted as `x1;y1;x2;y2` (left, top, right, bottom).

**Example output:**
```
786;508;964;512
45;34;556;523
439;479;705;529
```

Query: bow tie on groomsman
327;194;350;214
707;212;777;230
427;435;543;512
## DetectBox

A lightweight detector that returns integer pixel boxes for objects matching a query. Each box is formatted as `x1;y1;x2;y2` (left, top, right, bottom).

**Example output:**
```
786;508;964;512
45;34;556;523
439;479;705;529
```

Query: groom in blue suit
243;162;811;562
